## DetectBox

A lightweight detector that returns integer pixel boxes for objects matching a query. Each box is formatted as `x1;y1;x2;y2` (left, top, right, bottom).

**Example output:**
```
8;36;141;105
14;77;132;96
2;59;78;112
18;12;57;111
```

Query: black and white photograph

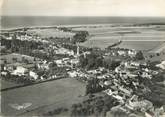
0;0;165;116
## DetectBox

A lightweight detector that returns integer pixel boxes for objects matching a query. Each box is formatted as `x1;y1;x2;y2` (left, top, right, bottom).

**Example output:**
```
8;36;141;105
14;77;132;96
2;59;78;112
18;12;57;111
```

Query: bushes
103;60;121;70
43;107;68;116
152;72;165;82
135;51;144;60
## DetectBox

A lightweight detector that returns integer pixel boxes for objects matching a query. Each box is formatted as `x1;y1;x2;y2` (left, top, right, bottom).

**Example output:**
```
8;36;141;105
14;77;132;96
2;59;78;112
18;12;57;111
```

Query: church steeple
77;45;80;56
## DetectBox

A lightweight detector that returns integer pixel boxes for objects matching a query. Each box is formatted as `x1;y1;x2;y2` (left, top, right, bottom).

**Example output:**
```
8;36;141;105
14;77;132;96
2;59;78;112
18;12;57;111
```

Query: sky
1;0;165;16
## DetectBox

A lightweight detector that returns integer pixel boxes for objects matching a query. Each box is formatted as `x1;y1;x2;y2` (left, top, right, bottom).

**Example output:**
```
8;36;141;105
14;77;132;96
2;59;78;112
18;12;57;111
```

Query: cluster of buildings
104;49;137;58
0;30;83;84
67;56;164;116
107;99;165;117
0;52;71;83
47;44;75;56
1;54;39;81
3;32;49;43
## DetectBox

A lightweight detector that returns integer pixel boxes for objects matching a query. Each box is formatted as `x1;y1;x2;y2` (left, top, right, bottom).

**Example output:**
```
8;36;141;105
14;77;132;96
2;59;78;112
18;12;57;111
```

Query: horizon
1;0;165;17
2;16;165;18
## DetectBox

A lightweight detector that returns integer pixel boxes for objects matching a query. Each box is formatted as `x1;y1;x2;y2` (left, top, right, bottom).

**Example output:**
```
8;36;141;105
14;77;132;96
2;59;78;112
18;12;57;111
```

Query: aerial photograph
0;0;165;117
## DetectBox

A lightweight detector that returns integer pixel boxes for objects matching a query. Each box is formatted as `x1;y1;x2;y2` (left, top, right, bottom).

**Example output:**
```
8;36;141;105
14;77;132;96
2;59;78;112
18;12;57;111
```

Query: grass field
1;78;86;116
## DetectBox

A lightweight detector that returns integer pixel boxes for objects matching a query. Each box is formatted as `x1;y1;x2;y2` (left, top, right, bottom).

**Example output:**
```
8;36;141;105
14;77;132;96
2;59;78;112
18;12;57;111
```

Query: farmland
73;24;165;50
1;78;86;116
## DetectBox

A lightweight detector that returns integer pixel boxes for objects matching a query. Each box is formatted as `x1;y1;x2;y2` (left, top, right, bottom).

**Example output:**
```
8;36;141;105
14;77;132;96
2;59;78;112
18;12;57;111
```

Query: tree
135;51;144;60
110;61;121;70
156;53;160;56
103;59;121;70
152;73;165;82
12;57;17;63
72;31;89;44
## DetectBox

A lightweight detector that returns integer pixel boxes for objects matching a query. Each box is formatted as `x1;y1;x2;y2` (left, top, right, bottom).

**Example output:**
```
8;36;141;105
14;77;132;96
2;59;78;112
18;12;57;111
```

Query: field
0;79;22;90
27;28;75;38
74;25;165;50
1;78;86;116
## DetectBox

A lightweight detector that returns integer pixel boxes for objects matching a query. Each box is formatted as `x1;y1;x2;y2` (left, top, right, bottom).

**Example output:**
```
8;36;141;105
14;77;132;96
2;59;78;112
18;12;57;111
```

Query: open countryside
76;25;165;50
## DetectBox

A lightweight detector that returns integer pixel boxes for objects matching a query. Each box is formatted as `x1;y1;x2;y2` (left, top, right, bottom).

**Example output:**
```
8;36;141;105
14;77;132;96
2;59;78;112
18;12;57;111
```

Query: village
0;27;165;117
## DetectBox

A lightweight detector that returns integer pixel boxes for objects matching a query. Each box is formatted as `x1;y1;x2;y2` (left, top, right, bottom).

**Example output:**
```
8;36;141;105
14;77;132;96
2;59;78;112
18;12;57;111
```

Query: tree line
70;95;117;117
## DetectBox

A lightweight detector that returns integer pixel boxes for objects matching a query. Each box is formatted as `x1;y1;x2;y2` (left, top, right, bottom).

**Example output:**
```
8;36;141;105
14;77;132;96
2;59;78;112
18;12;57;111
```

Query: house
55;48;74;56
153;106;165;117
118;50;126;56
6;36;12;40
68;71;78;77
37;62;49;70
70;59;79;65
128;50;136;57
104;80;112;86
156;61;165;69
119;86;132;96
127;72;138;78
12;66;28;76
29;71;38;80
112;93;124;103
55;59;63;64
141;72;152;79
55;59;64;67
130;62;140;67
1;71;8;76
87;70;97;74
126;98;153;112
104;89;118;96
115;67;121;73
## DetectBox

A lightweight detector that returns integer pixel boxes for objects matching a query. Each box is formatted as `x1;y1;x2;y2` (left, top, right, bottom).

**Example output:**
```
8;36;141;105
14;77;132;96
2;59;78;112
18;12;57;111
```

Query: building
156;61;165;69
55;48;74;56
12;66;28;76
126;98;153;112
68;71;78;77
128;50;136;57
119;86;132;96
118;50;126;56
29;71;38;80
